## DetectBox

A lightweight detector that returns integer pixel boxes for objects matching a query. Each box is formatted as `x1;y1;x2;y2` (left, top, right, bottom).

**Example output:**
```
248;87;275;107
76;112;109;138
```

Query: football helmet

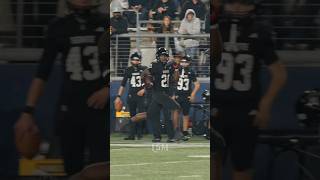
180;55;192;68
156;47;169;64
296;89;320;128
202;90;210;103
130;52;142;66
156;47;169;59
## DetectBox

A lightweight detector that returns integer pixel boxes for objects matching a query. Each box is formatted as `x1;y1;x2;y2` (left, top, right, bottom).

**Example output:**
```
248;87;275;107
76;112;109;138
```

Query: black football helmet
156;47;169;59
296;89;320;128
130;52;142;66
181;55;192;63
202;90;210;103
180;54;192;68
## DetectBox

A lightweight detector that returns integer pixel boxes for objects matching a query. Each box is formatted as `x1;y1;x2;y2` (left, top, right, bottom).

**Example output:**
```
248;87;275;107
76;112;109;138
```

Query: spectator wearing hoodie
178;9;200;66
180;0;207;20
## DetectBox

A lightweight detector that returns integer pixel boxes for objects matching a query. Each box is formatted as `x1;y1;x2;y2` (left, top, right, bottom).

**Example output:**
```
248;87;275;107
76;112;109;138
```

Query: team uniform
121;65;148;138
175;68;197;116
147;60;180;141
36;12;107;175
213;16;278;170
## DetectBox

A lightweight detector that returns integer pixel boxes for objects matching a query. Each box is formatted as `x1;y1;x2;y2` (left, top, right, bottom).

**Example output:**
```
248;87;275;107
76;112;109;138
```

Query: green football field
110;133;210;180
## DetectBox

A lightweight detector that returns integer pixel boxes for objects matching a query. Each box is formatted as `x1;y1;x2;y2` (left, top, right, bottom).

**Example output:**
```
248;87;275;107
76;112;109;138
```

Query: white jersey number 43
66;46;101;81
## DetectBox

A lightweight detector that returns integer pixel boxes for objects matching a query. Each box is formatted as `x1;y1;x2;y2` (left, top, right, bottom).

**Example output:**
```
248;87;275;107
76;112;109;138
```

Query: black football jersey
36;13;107;92
121;65;148;94
213;17;278;103
150;60;175;93
176;67;197;96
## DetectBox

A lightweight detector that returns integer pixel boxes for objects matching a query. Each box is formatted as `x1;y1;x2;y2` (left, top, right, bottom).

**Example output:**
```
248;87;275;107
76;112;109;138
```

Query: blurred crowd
259;0;320;50
110;0;211;76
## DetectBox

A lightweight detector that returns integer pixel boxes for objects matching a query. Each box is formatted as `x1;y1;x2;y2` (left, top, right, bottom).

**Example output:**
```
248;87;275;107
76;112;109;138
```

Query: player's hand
87;87;108;109
171;96;176;100
254;97;272;129
137;89;145;96
189;94;196;103
14;113;39;140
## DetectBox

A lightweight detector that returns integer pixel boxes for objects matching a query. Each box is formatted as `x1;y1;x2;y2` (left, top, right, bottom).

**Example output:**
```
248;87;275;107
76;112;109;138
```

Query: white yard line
110;143;209;148
111;160;208;167
178;175;202;178
187;155;210;158
111;163;152;167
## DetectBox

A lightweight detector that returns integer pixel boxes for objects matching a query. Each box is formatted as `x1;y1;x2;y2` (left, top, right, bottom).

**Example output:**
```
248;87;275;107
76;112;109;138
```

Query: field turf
110;133;210;180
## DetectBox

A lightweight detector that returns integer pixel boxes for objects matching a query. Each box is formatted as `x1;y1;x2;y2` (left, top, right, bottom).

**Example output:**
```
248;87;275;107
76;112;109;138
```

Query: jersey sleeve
190;70;197;82
256;24;279;66
120;68;129;87
98;31;109;84
35;18;62;81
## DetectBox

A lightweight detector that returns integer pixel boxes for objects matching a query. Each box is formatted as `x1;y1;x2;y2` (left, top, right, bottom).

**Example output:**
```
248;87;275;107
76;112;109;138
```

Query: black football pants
58;100;108;176
147;91;180;139
127;94;145;138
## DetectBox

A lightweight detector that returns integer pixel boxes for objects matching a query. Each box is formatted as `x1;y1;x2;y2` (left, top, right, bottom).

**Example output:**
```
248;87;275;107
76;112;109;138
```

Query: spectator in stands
124;0;148;27
156;16;176;55
110;0;129;12
149;0;177;21
180;0;207;20
110;8;130;73
178;9;200;67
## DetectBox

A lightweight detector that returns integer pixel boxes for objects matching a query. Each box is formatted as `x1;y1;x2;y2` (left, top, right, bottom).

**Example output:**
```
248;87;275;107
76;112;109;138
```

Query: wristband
23;105;35;115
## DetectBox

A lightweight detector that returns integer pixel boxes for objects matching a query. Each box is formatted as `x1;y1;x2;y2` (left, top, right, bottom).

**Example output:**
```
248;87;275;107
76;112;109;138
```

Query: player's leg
125;94;138;140
86;108;108;165
131;112;147;122
148;97;162;141
181;96;191;140
163;107;175;141
172;96;182;132
155;93;180;140
172;105;180;131
212;107;227;180
136;96;146;139
228;106;258;180
59;104;86;175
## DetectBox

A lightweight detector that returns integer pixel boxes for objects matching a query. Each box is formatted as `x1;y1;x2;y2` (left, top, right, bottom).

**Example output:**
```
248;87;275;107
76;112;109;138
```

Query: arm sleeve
257;24;279;66
191;70;197;82
98;32;110;83
120;69;129;87
35;18;61;81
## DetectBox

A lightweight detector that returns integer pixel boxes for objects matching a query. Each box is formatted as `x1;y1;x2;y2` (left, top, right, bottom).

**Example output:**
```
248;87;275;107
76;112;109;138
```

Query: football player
212;0;223;66
142;47;181;142
212;0;287;180
14;0;108;176
172;55;200;141
114;52;148;140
